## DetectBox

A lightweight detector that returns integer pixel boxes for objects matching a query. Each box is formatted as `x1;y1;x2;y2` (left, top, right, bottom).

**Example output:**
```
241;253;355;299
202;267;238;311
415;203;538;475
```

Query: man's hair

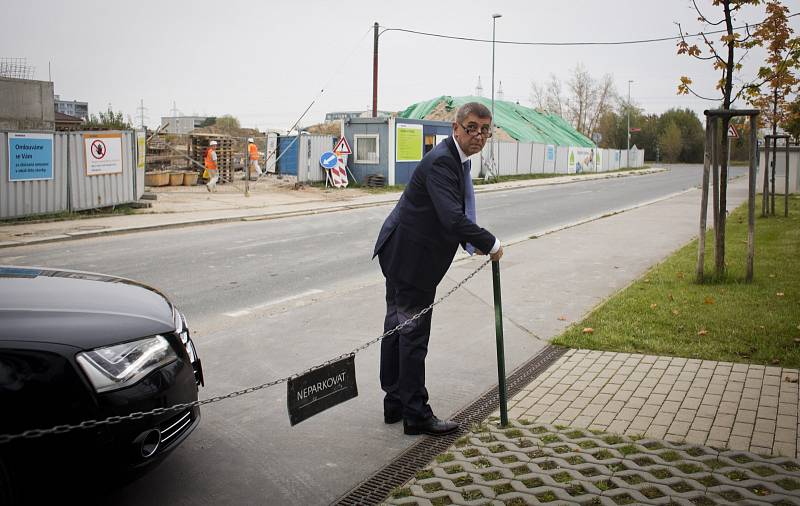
455;102;492;124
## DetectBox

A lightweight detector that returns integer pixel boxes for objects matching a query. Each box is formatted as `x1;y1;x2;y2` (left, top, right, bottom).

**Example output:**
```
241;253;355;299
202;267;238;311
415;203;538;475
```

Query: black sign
287;356;358;426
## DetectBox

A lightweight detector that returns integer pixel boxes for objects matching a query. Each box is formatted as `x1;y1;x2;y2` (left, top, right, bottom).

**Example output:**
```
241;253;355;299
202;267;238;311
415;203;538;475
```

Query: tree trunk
715;0;735;279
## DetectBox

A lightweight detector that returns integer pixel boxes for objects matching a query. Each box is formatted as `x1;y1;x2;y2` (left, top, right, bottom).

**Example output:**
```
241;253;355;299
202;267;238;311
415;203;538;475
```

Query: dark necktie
463;159;477;255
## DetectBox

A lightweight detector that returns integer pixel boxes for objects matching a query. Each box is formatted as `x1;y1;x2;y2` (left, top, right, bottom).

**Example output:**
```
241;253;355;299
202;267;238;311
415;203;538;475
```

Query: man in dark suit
373;102;504;436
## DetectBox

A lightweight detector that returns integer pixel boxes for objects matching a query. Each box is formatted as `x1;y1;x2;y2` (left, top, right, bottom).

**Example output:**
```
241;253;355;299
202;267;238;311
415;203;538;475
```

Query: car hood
0;266;176;350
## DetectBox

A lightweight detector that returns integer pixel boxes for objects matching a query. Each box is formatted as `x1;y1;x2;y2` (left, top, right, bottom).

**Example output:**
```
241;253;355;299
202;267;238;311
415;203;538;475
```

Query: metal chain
0;259;491;445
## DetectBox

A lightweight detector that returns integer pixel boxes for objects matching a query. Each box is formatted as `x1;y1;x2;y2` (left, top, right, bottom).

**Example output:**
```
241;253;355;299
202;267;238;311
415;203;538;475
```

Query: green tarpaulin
398;95;595;148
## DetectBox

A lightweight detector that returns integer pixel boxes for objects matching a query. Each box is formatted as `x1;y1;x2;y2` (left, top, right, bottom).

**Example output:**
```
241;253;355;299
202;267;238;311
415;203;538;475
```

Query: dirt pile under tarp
399;96;594;147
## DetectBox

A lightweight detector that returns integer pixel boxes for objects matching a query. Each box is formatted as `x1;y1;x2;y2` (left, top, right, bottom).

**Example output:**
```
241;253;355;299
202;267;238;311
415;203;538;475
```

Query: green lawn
553;195;800;368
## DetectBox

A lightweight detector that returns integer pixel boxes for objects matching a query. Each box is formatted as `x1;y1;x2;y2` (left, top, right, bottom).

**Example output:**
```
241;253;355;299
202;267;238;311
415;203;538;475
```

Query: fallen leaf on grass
794;337;800;344
557;316;567;321
772;358;781;365
704;297;715;305
668;293;674;301
676;272;684;279
650;303;658;309
672;309;680;316
644;278;651;283
697;329;708;336
777;292;785;297
769;274;776;278
785;376;799;384
582;328;594;334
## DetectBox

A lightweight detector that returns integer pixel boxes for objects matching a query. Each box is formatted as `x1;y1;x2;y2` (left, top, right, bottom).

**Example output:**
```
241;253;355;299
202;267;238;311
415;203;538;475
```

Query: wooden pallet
190;134;235;183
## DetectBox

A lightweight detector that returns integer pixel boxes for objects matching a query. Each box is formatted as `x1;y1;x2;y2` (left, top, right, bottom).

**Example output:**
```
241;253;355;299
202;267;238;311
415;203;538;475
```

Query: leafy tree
83;107;132;130
676;0;762;280
783;96;800;142
659;121;683;162
745;1;799;135
215;115;240;131
199;117;217;127
658;109;705;162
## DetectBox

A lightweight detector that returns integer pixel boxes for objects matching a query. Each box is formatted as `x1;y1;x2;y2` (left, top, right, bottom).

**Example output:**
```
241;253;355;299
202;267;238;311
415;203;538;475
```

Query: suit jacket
373;136;496;290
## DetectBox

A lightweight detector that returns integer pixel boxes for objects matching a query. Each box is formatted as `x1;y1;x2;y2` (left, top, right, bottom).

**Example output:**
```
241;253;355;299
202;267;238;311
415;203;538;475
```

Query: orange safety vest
204;147;217;170
248;143;258;161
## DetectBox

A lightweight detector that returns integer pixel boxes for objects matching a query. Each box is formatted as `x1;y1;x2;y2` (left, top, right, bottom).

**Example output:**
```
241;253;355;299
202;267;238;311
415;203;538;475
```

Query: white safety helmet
247;137;254;143
209;140;218;146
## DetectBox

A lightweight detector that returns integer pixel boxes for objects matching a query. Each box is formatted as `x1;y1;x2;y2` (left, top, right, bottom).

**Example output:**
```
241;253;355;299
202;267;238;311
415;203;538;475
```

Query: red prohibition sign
90;139;107;160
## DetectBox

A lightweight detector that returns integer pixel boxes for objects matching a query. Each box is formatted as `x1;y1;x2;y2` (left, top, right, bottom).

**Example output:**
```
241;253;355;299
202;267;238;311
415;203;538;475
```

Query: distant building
54;111;83;131
54;95;89;120
160;115;209;134
325;110;392;122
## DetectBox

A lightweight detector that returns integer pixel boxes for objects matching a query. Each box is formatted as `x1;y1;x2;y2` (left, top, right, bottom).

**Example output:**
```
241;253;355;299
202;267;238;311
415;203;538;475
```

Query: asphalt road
0;164;747;504
0;164;742;329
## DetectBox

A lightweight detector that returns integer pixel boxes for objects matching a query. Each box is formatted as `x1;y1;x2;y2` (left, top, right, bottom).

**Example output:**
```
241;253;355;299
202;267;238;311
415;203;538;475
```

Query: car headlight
76;335;178;393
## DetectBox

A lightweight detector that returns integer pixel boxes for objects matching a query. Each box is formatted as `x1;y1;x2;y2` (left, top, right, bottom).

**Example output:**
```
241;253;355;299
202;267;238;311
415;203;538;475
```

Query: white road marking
225;232;339;251
223;288;324;317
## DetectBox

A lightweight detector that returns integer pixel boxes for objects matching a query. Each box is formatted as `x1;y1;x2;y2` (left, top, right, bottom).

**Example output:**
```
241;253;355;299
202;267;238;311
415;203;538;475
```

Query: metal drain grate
333;345;568;505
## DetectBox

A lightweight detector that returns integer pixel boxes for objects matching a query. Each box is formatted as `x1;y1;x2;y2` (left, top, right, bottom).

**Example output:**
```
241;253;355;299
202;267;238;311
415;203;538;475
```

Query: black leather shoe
403;416;459;436
384;412;402;424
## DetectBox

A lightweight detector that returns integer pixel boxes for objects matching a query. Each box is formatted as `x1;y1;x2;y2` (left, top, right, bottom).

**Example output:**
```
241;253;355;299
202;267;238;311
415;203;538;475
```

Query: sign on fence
8;132;53;182
83;133;123;175
286;355;358;426
396;123;423;162
136;131;146;171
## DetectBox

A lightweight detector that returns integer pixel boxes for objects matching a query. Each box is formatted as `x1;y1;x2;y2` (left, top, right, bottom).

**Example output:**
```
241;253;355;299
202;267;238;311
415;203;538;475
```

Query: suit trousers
380;278;436;423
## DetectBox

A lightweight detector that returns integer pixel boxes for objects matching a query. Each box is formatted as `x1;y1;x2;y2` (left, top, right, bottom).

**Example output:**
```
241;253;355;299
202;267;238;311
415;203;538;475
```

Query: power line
380;12;798;47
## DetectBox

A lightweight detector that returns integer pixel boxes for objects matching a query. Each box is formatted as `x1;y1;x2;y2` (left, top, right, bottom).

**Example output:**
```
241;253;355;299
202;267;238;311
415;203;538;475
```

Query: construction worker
205;140;219;192
248;137;262;178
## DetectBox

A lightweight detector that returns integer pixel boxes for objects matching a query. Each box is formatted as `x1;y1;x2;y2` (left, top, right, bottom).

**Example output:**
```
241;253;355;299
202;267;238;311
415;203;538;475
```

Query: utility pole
372;22;379;118
627;80;633;168
489;13;502;181
136;99;148;129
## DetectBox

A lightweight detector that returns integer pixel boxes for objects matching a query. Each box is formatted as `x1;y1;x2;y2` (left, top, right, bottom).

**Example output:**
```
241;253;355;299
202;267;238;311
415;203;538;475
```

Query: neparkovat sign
8;133;54;182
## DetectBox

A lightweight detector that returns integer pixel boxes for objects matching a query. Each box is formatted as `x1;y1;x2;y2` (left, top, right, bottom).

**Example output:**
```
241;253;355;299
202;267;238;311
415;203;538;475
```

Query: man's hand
490;245;503;262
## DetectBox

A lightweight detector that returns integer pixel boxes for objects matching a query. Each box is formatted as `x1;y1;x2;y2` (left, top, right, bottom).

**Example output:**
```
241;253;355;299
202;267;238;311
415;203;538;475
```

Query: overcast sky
3;0;797;131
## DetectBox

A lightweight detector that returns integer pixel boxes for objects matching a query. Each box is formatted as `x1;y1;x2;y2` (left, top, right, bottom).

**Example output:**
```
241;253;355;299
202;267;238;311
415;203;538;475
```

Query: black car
0;266;204;504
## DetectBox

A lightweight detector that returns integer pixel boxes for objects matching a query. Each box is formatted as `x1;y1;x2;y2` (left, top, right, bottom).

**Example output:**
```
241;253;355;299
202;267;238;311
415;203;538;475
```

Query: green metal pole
492;260;508;427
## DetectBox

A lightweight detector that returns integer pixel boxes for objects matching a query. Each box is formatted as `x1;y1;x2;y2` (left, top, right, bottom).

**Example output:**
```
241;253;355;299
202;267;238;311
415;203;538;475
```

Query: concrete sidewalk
0;168;664;248
380;177;800;505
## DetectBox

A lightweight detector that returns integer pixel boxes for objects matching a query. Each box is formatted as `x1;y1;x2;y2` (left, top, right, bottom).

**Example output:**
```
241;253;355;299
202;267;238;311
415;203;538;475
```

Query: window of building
354;135;379;164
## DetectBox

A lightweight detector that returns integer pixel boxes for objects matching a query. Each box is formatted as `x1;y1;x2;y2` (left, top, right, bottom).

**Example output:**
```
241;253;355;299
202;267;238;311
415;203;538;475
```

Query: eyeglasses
459;123;492;138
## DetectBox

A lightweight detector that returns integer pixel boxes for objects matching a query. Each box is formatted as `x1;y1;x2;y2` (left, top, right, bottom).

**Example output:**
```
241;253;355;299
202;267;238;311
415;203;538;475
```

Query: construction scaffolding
0;58;35;80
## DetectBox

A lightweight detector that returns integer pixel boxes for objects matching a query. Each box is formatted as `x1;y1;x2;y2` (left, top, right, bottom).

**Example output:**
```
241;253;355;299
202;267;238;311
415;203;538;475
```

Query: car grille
158;409;194;450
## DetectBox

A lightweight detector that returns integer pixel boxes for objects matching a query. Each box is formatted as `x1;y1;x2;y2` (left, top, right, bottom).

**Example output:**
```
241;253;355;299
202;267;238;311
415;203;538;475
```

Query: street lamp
627;80;633;168
489;13;502;180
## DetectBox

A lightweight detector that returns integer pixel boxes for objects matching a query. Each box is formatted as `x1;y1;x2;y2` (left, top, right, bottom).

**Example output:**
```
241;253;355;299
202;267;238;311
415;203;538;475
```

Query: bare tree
530;65;616;138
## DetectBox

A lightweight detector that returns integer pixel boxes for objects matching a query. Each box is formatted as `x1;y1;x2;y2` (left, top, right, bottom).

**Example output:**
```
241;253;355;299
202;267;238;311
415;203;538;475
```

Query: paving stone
697;404;718;418
777;414;797;429
606;419;630;435
717;401;739;415
725;381;744;393
668;420;691;436
674;409;695;423
741;387;762;400
735;409;757;424
685;430;708;445
731;421;754;436
775;427;797;443
628;415;653;431
626;397;646;409
680;397;701;410
773;441;796;457
751;431;774;448
757;405;778;420
581;404;604;417
727;434;751;450
661;400;681;414
708;425;731;441
690;417;713;432
615;407;639;422
713;413;735;428
760;396;780;410
738;398;758;411
593;411;616;426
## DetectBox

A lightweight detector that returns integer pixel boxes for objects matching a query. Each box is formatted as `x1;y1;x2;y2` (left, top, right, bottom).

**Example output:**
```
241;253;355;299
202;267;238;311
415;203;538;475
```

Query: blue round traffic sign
320;151;338;170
